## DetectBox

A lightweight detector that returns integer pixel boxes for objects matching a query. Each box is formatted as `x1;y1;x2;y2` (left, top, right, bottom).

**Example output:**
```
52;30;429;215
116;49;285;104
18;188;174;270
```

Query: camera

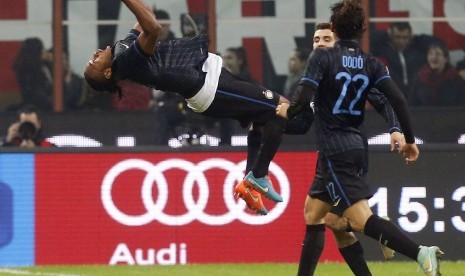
18;121;37;140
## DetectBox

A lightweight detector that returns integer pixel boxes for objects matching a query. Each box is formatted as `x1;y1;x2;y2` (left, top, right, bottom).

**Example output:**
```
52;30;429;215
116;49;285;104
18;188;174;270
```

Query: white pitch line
0;268;82;276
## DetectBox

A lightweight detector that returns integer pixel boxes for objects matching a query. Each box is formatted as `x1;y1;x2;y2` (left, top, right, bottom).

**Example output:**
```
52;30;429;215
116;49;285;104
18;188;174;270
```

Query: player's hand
276;102;289;119
401;143;419;164
390;131;405;154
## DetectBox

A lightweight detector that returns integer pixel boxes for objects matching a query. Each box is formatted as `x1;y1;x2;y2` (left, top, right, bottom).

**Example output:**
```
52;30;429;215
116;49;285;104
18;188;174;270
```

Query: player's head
313;23;335;49
388;22;413;52
84;46;119;93
330;0;366;40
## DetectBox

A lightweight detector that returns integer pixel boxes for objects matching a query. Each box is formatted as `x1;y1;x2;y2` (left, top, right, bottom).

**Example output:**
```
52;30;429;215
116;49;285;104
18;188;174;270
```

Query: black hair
17;104;39;117
13;37;44;72
391;22;412;32
428;39;450;59
315;22;331;31
84;71;123;99
154;9;170;20
330;0;366;40
224;47;250;75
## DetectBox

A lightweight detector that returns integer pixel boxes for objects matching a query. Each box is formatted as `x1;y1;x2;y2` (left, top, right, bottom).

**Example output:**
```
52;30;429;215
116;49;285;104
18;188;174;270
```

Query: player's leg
210;70;286;207
233;124;268;215
210;69;288;202
325;210;371;275
242;95;288;202
344;200;443;275
379;216;395;260
328;149;442;275
298;195;332;276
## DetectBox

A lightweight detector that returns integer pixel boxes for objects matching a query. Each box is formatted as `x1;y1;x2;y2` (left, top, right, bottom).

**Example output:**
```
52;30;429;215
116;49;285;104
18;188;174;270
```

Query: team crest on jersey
263;90;274;99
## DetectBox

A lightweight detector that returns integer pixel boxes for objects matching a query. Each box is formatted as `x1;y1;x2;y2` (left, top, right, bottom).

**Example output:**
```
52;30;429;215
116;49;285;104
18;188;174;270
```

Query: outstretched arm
122;0;161;54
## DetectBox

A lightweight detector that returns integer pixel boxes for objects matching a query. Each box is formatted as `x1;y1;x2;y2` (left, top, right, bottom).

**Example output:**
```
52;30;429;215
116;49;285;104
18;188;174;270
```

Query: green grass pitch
1;262;464;276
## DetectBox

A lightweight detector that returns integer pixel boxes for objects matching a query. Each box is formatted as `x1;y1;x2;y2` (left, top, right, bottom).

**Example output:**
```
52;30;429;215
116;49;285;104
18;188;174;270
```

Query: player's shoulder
309;47;331;61
113;40;132;58
312;47;331;55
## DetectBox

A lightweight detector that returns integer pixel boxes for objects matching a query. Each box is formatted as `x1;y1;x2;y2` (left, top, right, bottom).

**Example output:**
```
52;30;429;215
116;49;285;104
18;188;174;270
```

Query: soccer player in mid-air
84;0;289;215
277;1;442;275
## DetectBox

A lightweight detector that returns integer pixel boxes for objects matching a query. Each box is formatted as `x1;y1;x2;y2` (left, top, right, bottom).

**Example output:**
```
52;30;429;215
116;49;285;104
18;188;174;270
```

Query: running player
278;1;442;275
280;22;399;275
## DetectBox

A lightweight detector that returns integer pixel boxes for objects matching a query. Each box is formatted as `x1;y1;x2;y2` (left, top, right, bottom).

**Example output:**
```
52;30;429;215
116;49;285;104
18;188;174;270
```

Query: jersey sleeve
367;88;401;133
370;56;391;86
112;29;152;82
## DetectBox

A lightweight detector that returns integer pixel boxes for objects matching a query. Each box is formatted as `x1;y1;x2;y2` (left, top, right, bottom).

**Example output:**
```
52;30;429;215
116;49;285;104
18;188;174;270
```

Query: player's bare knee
325;213;349;231
344;217;365;232
303;206;323;225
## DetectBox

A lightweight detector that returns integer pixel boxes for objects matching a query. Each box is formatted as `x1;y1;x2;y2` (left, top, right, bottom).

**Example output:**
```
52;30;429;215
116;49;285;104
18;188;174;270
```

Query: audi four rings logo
101;158;290;226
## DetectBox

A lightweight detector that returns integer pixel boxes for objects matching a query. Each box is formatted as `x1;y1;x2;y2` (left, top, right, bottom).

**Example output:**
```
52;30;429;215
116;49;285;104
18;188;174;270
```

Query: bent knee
325;213;349;232
303;206;325;225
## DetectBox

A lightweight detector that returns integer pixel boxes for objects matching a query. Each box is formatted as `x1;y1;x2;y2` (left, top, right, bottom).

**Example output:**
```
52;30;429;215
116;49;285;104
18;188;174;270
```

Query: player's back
309;39;389;156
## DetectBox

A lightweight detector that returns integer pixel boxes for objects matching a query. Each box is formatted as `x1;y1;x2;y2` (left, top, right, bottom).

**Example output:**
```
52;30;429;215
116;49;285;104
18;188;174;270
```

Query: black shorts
202;68;281;128
308;149;372;213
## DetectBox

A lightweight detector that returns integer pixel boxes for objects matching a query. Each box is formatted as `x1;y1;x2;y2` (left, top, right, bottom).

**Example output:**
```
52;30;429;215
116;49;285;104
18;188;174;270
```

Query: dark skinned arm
121;0;161;54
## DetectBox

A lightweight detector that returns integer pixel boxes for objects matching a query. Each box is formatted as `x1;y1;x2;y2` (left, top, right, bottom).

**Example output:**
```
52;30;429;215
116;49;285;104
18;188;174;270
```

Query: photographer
2;105;54;148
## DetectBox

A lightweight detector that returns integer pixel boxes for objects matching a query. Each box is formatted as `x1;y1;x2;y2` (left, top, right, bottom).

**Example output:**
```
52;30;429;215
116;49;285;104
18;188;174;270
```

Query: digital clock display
358;147;465;260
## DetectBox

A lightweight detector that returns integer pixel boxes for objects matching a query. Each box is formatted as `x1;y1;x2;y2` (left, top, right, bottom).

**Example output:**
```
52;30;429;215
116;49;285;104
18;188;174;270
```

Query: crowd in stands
3;17;465;147
372;22;465;107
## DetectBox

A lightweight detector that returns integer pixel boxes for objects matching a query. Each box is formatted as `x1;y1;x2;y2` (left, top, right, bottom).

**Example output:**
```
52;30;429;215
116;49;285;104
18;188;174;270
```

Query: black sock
246;130;262;173
364;215;420;260
298;224;325;276
339;241;371;276
252;119;285;177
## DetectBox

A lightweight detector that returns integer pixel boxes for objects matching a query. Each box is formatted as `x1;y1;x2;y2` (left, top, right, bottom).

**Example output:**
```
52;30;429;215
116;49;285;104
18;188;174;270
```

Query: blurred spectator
153;8;176;41
61;51;85;109
408;40;462;106
44;49;86;110
456;58;465;84
152;90;216;146
282;47;311;100
372;22;424;97
2;105;54;148
222;47;255;81
11;38;53;111
437;57;465;106
180;13;207;37
113;81;152;110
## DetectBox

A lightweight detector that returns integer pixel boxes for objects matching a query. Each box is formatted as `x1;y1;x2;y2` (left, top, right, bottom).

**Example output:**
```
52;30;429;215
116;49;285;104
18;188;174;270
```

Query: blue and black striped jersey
302;40;392;156
111;30;209;99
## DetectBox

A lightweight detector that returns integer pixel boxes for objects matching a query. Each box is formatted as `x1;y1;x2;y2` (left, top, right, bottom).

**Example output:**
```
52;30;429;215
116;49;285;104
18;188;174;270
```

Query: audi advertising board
33;151;345;265
0;148;464;266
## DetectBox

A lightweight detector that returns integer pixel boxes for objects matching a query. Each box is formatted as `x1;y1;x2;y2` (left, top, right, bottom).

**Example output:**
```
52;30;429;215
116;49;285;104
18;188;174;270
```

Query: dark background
1;107;464;147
